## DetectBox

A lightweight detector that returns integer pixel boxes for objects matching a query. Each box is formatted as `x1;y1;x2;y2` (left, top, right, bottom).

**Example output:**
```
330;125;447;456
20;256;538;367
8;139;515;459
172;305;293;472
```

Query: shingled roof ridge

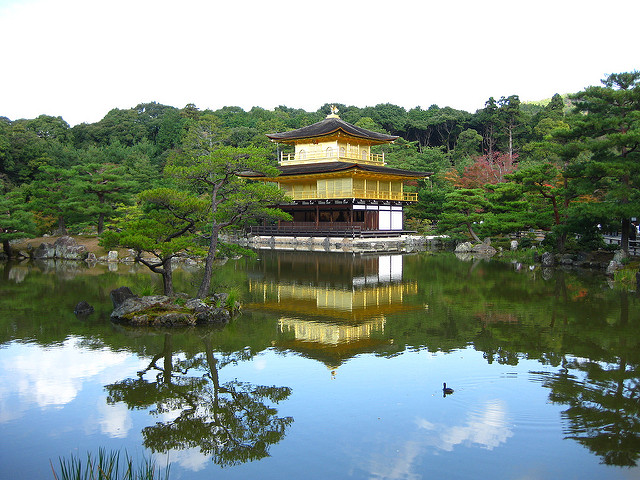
266;116;398;142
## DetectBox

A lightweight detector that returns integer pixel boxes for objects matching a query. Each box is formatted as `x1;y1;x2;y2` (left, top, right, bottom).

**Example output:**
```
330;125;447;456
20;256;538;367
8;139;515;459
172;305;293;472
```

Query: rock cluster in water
455;239;621;271
110;286;237;326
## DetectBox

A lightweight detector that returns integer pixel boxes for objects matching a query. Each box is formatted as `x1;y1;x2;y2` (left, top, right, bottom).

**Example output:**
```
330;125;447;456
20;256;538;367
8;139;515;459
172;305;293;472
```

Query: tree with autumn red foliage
448;152;517;189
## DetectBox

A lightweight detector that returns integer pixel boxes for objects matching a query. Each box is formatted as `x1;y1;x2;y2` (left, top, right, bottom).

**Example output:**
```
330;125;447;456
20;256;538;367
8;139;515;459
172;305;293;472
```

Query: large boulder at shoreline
454;241;497;256
109;287;232;326
606;250;629;276
33;236;87;260
473;242;497;256
455;242;473;253
33;242;55;259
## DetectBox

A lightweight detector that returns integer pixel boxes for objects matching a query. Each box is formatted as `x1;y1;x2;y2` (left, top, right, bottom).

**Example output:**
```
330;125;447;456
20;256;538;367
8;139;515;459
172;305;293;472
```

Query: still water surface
1;251;639;479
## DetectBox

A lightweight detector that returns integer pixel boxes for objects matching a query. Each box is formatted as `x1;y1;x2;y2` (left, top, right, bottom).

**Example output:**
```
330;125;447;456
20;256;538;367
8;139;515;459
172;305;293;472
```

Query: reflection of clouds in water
367;440;423;480
97;399;132;438
416;400;513;451
430;400;513;451
0;392;23;423
364;401;512;480
0;337;140;420
154;448;209;472
253;356;268;371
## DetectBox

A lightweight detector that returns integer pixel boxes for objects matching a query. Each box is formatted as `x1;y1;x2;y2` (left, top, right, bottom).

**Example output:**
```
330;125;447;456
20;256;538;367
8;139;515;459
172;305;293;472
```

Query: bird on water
443;383;454;396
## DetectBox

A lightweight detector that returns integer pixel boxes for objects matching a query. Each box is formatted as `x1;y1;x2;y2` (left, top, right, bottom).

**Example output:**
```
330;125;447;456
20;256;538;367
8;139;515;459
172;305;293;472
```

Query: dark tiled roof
242;162;430;178
266;117;398;143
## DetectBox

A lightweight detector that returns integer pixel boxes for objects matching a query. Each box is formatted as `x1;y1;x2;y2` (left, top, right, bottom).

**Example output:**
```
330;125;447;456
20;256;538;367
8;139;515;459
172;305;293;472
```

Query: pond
1;250;639;479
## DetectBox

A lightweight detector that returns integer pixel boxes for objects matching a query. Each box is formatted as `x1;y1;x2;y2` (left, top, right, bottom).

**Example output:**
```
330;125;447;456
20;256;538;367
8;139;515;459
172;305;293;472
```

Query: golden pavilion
243;107;430;237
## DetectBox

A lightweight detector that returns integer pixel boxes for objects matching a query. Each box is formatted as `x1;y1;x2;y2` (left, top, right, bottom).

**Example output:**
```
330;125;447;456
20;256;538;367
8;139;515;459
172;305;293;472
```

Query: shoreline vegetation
6;234;639;292
51;448;170;480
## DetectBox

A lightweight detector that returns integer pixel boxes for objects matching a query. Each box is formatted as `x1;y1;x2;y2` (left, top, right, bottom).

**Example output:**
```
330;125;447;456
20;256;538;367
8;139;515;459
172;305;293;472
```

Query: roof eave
267;129;398;144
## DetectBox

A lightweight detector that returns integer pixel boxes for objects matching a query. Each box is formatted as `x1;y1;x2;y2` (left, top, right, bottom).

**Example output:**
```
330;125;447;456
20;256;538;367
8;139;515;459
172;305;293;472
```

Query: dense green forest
1;71;639;256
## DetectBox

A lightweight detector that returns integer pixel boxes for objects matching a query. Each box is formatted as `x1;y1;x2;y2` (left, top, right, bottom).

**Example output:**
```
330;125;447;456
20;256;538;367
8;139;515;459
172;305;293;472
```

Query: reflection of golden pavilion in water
247;251;420;368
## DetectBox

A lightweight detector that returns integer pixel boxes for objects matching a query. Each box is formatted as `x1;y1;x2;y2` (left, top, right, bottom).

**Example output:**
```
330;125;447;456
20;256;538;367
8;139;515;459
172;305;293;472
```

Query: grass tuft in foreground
51;448;170;480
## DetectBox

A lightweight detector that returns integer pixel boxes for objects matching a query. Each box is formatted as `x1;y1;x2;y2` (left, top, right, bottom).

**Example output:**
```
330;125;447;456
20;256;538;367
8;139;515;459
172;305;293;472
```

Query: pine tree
0;188;36;258
165;145;290;298
568;71;640;253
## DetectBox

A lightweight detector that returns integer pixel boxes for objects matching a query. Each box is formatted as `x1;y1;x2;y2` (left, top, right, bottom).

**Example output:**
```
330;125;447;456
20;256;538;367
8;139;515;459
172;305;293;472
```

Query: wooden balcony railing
280;151;385;166
250;223;364;237
281;188;418;202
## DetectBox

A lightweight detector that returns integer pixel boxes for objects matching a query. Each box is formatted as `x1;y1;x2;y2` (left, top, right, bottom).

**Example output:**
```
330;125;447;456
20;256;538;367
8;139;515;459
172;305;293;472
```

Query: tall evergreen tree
497;95;524;163
25;166;75;234
477;97;499;155
68;163;137;234
0;187;36;258
567;71;640;253
438;188;489;242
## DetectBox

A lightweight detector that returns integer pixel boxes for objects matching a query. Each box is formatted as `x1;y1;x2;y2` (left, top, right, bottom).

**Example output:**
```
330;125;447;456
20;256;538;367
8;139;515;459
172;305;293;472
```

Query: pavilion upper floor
274;174;418;202
279;137;385;166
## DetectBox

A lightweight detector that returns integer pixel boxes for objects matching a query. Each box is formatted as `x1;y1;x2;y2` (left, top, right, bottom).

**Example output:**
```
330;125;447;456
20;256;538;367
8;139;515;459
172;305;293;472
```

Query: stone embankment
238;234;446;253
9;235;630;275
12;235;203;267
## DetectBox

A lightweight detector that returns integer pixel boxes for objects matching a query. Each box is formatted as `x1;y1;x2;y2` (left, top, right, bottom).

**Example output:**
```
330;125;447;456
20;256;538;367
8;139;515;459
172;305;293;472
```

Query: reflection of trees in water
468;270;640;467
533;292;640;467
105;334;293;467
537;365;640;466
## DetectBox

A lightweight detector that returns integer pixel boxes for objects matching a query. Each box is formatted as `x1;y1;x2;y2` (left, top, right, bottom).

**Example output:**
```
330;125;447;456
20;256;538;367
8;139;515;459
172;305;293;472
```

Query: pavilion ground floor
248;200;415;238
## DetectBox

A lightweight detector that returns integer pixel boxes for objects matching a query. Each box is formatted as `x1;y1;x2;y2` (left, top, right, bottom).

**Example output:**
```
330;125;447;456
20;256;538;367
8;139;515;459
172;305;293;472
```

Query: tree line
1;71;639;265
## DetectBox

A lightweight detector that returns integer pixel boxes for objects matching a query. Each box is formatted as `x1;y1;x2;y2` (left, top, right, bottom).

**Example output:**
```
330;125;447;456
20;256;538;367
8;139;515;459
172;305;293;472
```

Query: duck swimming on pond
443;383;454;396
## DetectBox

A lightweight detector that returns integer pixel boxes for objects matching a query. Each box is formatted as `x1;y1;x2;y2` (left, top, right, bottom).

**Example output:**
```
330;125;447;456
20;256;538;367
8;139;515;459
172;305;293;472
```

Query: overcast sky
1;0;637;126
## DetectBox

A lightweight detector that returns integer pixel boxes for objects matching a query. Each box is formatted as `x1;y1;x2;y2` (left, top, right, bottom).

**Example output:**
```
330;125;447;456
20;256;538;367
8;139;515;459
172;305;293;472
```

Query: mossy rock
110;288;234;326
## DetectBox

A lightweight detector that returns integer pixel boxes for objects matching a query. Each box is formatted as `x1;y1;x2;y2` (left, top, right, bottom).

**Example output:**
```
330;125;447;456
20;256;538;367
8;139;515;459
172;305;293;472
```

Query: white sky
1;0;637;126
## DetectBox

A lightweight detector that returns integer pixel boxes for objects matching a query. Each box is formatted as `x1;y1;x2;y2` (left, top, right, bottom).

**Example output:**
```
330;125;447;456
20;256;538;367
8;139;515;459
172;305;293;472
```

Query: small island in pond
110;286;240;327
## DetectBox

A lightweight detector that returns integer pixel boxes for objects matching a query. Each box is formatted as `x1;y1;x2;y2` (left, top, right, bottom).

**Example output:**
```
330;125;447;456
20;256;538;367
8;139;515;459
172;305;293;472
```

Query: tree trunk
466;223;481;243
2;239;13;259
203;338;221;420
556;232;566;253
97;194;105;234
197;224;221;298
55;215;67;235
508;125;514;163
97;212;105;235
484;125;495;156
620;217;630;253
162;257;174;296
162;334;173;384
